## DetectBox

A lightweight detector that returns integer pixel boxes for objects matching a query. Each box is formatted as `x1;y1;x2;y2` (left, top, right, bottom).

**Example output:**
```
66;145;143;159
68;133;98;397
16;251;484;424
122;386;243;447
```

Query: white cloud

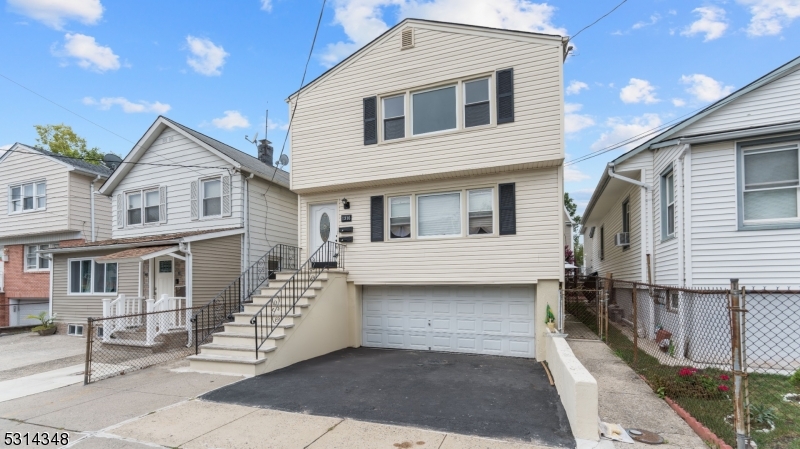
260;0;272;11
83;97;170;114
681;6;728;41
680;74;734;102
267;118;289;131
564;103;594;134
633;13;660;29
619;78;659;104
320;0;566;67
565;165;591;182
566;80;589;95
737;0;800;36
672;98;687;107
7;0;102;30
0;144;11;151
591;114;662;152
185;36;229;76
56;33;120;72
212;111;250;130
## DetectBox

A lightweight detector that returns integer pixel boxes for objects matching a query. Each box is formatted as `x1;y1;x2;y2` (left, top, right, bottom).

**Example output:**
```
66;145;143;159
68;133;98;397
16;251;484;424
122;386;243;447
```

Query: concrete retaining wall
545;333;599;441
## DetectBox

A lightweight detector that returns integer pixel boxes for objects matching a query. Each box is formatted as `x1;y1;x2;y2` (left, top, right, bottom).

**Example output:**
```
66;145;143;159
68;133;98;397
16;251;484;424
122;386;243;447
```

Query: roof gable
99;116;289;194
0;143;111;177
287;18;563;101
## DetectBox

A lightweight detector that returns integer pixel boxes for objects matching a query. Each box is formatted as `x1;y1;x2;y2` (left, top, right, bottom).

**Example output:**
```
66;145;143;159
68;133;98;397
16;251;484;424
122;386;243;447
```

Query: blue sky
1;0;799;213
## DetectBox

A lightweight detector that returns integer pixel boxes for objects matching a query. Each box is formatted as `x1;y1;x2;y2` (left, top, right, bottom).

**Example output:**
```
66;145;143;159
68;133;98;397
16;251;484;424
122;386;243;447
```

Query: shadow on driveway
202;348;574;448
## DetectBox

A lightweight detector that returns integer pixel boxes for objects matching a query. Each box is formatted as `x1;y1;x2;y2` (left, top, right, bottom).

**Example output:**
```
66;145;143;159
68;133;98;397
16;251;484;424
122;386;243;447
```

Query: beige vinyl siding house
286;19;567;361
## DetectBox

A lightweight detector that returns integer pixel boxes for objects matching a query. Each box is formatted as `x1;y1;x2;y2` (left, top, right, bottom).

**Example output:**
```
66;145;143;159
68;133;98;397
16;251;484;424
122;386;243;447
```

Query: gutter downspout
674;144;691;287
90;175;102;242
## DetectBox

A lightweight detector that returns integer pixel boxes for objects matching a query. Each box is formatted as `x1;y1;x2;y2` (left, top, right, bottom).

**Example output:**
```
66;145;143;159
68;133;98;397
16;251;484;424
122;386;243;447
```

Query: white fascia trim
48;240;181;254
139;246;183;261
180;228;244;243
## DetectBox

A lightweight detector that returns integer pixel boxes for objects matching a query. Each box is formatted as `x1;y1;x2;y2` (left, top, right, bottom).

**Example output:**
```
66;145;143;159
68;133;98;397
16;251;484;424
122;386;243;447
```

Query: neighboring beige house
0;144;111;330
48;116;298;335
190;18;567;371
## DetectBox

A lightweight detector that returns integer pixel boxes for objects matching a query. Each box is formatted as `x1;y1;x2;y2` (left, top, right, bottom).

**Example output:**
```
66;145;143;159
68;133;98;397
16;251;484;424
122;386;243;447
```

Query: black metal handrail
191;244;299;353
250;241;345;357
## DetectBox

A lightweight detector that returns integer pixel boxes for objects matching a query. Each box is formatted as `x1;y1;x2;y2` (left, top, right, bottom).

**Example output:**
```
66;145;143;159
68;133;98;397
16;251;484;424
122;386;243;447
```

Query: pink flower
719;374;730;381
678;367;697;377
718;385;730;392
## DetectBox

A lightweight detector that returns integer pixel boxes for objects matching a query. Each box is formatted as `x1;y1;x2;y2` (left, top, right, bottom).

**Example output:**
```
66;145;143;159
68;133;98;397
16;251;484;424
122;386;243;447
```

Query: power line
0;73;210;176
570;0;629;41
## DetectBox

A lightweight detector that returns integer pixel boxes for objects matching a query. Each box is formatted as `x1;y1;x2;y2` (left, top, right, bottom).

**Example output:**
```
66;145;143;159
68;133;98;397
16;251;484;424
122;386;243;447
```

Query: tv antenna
244;108;269;145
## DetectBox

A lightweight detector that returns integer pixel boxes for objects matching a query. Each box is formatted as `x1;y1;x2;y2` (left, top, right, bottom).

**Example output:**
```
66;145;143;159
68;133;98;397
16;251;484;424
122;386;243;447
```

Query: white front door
309;203;338;266
362;285;536;358
154;257;174;299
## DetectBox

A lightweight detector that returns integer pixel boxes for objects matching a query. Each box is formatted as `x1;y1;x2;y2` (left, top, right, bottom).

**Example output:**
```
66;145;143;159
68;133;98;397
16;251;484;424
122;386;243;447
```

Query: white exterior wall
290;23;564;193
0;151;70;238
681;67;800;137
69;172;112;241
652;144;683;285
298;168;562;285
587;182;642;281
246;176;298;265
110;128;244;238
689;139;800;287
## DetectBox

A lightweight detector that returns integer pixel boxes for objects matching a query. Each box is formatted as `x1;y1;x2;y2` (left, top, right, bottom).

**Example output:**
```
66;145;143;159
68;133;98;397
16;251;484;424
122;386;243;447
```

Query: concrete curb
663;397;733;449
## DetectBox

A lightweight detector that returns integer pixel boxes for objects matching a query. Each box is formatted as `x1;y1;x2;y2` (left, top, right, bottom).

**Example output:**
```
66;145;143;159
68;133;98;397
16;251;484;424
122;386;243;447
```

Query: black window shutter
370;195;384;241
364;97;378;145
498;183;516;235
496;69;514;124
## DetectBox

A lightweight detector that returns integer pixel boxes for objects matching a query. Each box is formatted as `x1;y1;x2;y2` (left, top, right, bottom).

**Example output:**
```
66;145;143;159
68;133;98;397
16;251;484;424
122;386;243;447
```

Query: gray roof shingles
19;144;113;177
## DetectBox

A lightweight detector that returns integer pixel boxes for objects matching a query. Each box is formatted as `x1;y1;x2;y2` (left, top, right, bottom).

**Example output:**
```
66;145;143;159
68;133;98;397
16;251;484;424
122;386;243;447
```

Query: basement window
67;324;84;336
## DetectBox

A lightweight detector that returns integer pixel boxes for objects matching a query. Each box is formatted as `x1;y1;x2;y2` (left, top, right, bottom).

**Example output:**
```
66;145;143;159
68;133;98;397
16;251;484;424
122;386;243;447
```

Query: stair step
233;313;300;325
250;296;312;307
260;281;324;296
210;332;282;348
199;343;276;358
243;302;309;314
187;354;267;365
273;272;330;282
223;323;290;337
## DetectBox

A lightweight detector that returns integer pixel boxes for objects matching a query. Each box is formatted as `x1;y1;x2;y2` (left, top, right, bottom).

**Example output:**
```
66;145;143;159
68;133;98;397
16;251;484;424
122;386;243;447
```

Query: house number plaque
341;214;352;222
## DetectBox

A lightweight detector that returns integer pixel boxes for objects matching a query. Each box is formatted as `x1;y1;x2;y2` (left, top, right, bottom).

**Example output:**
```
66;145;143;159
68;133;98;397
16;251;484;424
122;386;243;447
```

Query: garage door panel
363;286;535;358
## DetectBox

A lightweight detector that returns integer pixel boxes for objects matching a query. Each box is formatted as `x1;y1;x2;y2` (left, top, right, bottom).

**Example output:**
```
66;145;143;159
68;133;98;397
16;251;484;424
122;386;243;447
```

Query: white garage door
12;300;49;326
362;285;535;358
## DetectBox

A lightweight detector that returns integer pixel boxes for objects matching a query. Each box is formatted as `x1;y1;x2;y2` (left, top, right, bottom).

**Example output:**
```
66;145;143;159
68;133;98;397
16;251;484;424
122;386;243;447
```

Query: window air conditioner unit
615;232;630;247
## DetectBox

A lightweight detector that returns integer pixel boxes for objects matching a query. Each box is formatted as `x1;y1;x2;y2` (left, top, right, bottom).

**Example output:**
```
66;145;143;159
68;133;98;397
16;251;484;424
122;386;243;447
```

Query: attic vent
401;28;414;49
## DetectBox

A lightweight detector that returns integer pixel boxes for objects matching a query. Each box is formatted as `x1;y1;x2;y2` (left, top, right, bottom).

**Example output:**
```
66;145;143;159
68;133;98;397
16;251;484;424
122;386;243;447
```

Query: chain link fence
562;273;606;340
574;276;800;449
84;306;203;384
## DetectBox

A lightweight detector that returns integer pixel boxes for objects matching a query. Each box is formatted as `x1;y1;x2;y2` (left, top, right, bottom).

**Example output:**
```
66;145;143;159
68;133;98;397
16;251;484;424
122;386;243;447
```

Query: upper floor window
740;142;799;227
383;95;405;140
464;78;490;128
202;178;222;217
26;244;51;271
661;170;675;239
69;259;117;294
412;85;457;136
127;189;160;225
10;181;46;213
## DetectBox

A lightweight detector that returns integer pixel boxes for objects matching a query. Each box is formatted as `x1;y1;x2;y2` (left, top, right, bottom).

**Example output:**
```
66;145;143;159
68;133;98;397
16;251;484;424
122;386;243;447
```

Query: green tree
34;124;103;165
564;192;583;266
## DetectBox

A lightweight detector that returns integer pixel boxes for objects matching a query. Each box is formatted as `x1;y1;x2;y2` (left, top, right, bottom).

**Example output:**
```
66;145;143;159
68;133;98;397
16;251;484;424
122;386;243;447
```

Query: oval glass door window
320;213;331;242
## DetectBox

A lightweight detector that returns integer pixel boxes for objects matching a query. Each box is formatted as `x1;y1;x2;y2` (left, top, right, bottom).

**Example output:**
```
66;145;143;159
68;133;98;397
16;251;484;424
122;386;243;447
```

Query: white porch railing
101;295;146;342
145;295;188;346
101;294;189;345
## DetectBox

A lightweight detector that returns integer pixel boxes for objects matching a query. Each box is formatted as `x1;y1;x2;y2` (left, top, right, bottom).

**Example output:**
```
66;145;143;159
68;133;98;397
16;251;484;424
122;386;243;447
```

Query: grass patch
569;309;800;448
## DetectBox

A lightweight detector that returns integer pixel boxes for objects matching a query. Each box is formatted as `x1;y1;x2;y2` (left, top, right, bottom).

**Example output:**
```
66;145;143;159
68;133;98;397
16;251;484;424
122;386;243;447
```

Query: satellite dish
277;154;289;166
245;132;259;144
103;153;123;171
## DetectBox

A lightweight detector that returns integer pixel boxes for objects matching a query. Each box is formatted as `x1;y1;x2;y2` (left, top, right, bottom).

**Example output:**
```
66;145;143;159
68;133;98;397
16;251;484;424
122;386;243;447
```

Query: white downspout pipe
90;175;101;242
674;144;690;287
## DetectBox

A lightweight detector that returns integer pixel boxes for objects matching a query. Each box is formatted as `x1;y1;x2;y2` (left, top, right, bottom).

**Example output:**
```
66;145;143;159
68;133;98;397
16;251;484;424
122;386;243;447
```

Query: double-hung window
468;189;493;234
599;226;605;260
202;178;222;217
10;181;46;213
417;192;461;237
464;78;490;127
383;95;405;140
389;196;411;239
25;244;51;271
741;143;800;226
412;85;457;135
662;170;675;239
69;259;117;294
127;189;160;225
621;199;630;250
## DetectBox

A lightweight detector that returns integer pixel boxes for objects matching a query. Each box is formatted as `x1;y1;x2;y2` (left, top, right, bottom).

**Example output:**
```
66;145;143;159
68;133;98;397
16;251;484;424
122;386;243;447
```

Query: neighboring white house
580;55;800;365
47;116;298;334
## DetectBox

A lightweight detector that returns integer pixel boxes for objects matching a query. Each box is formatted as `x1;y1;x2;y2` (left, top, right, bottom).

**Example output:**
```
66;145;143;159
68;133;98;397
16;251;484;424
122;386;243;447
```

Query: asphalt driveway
202;348;574;448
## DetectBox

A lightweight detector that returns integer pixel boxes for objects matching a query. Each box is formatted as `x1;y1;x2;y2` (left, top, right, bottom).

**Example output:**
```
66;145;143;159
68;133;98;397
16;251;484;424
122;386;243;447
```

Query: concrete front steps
187;270;337;376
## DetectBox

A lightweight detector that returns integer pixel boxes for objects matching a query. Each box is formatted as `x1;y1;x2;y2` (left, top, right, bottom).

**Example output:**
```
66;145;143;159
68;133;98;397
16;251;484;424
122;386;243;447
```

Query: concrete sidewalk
568;340;707;449
0;359;569;449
